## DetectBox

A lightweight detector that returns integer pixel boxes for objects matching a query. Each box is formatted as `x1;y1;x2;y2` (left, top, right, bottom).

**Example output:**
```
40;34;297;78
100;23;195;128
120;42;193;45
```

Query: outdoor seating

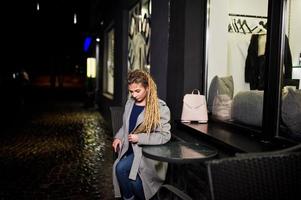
109;106;124;136
158;146;301;200
109;106;124;159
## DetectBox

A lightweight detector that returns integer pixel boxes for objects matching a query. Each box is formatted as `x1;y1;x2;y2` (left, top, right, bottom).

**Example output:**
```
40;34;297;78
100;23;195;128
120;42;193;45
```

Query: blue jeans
116;153;145;200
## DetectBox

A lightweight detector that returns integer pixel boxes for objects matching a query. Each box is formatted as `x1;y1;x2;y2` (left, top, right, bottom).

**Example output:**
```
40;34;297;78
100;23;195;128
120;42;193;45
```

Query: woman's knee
116;161;126;175
116;157;132;175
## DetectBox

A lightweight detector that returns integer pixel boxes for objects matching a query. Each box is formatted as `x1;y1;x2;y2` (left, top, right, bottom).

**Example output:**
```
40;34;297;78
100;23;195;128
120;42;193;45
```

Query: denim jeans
116;153;145;200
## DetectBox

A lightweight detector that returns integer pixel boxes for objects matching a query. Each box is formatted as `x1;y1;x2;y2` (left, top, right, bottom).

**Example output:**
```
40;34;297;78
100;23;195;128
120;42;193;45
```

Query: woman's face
128;82;148;104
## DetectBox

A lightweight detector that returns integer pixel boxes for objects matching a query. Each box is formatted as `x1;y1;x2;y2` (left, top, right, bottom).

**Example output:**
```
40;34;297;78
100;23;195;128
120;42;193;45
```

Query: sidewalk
0;96;115;200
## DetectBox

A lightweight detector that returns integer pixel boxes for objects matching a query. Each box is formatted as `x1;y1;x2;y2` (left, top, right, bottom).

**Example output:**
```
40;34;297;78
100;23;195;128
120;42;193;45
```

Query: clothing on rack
245;34;292;90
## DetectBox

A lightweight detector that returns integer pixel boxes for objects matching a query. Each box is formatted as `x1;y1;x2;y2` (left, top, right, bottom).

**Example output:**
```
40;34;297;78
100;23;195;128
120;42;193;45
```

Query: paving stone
0;100;115;200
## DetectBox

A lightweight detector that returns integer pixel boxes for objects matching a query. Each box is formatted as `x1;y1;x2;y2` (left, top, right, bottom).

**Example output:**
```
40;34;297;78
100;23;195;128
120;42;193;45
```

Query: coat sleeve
137;101;171;145
114;126;124;141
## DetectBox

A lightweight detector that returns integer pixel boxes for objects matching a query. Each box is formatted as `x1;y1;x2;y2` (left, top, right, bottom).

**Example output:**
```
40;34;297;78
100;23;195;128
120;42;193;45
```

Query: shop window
280;0;301;140
128;0;151;72
103;26;115;98
206;0;268;131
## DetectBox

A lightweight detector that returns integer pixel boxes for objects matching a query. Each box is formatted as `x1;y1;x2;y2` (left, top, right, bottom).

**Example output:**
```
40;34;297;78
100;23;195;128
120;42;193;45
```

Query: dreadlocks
127;69;160;134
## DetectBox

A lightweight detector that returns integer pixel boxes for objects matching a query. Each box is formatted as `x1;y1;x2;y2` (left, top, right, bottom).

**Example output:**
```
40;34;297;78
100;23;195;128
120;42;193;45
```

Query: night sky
2;0;109;75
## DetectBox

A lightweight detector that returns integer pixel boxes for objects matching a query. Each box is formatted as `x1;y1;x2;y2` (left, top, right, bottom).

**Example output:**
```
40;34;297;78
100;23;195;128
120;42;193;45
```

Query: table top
142;141;218;164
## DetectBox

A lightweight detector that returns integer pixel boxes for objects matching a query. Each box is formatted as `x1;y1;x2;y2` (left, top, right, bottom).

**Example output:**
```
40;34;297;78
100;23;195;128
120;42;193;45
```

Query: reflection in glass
103;28;115;97
128;0;151;72
180;146;206;159
142;141;217;162
206;0;268;128
280;0;301;140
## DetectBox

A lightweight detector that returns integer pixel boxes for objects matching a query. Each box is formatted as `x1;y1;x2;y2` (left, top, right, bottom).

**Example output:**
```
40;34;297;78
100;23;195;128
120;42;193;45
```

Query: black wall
98;0;207;122
166;0;207;121
150;0;170;101
98;1;129;118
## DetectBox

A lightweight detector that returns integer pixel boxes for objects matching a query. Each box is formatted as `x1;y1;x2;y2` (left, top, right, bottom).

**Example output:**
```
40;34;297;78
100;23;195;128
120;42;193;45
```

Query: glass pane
128;0;151;72
280;0;301;140
206;0;268;129
103;28;115;97
107;29;115;95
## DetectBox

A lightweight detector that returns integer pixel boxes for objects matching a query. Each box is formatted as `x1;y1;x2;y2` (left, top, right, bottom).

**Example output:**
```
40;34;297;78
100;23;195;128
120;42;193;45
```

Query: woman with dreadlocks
112;69;171;200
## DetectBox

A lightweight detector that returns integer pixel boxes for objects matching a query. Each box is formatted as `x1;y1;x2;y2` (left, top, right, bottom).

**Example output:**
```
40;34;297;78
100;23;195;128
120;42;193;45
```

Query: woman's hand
128;134;139;143
112;138;122;152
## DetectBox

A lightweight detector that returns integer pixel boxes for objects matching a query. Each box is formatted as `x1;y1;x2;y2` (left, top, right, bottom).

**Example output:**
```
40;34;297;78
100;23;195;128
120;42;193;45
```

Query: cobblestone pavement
0;100;115;200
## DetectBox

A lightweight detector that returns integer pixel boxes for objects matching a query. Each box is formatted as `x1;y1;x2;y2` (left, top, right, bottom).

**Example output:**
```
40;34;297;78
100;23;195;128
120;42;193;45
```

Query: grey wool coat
112;98;171;200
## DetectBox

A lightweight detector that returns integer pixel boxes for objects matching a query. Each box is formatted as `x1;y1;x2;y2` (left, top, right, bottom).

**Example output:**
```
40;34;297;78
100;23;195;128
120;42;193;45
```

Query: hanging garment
245;34;293;90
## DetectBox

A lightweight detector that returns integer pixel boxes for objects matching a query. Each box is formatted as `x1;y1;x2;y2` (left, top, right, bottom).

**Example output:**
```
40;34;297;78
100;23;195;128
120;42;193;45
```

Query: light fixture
36;2;40;11
73;13;77;24
87;57;96;78
84;36;92;52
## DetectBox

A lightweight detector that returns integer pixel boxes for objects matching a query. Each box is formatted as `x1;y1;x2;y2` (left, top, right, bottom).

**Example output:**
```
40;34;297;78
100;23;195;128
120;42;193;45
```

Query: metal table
142;140;218;164
142;141;218;199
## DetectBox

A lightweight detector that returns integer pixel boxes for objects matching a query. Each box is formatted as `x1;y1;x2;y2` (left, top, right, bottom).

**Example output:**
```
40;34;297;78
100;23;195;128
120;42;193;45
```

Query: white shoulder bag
181;89;208;123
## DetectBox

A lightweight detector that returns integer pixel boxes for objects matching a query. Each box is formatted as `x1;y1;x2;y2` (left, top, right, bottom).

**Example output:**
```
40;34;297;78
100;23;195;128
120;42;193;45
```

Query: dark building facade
0;0;300;199
95;0;301;150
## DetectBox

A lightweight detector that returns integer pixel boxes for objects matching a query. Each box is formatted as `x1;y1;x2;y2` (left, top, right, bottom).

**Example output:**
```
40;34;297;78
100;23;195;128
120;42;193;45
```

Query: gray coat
112;98;171;200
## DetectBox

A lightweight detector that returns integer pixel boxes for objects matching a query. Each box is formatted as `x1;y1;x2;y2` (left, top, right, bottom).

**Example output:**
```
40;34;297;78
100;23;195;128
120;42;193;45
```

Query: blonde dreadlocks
128;69;160;134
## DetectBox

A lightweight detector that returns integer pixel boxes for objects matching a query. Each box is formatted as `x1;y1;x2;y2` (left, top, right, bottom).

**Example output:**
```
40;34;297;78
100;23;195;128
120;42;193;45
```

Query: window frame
103;23;115;99
203;0;298;143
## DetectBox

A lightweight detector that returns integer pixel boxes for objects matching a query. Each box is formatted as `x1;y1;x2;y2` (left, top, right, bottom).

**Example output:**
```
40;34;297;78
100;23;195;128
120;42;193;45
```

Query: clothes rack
229;13;267;19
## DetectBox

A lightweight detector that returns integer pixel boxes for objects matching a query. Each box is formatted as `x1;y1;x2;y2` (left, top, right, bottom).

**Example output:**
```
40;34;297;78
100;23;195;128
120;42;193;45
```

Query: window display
206;0;268;127
103;27;115;97
206;0;301;141
128;0;151;72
